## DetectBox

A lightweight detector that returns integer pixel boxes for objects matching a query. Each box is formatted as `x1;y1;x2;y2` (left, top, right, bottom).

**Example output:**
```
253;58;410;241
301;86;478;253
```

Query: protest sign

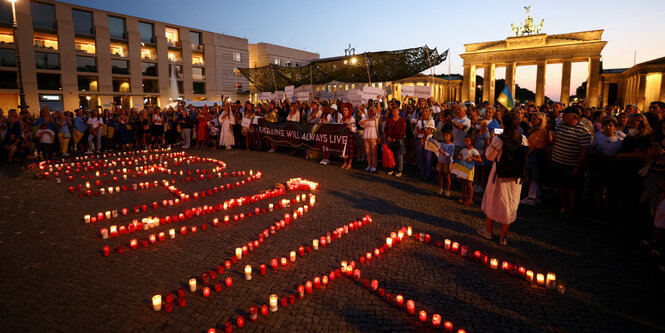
257;119;350;155
400;85;415;97
413;85;432;99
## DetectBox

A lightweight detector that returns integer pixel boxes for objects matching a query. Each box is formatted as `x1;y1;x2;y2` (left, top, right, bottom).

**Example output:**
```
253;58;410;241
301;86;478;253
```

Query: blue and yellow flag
497;85;514;110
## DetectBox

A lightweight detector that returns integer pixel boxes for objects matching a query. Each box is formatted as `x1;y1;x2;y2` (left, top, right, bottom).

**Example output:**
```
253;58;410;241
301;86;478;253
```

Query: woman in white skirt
218;102;235;150
478;111;528;245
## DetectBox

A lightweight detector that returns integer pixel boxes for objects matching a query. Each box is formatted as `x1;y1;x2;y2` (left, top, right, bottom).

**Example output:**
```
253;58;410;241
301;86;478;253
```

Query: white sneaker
322;159;329;165
519;197;536;206
364;166;371;172
320;159;326;165
395;172;402;177
387;170;394;175
370;167;376;173
268;149;276;153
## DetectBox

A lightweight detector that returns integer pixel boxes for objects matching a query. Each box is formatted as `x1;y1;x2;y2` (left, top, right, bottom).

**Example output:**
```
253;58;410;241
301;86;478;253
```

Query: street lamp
8;0;28;113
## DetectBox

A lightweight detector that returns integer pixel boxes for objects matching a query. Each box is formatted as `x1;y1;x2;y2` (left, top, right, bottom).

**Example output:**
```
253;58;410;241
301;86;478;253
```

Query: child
474;120;491;193
457;134;482;205
36;123;55;161
590;116;623;209
437;132;455;197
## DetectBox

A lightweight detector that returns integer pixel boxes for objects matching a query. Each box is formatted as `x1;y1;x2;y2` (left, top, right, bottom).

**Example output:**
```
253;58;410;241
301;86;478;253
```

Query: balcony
191;43;204;52
192;54;204;66
167;40;180;48
34;32;58;50
168;50;182;63
75;38;96;55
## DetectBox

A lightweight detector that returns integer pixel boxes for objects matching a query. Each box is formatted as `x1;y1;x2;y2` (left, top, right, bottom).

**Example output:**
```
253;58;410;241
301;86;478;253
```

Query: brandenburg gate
460;13;607;107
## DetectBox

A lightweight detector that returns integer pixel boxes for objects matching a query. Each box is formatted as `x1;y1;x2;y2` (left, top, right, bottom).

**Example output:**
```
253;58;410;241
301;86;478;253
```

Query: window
0;27;14;44
35;52;59;69
138;22;154;44
177;81;183;94
143;79;159;93
192;53;204;66
190;31;202;51
77;76;98;91
165;27;179;47
33;32;58;50
108;16;126;39
296;62;301;68
110;42;128;57
0;48;16;67
31;2;56;31
0;70;17;89
286;61;291;67
76;56;96;72
111;60;129;74
72;9;94;36
37;73;61;90
193;82;205;94
274;58;281;65
112;78;130;92
140;47;156;60
74;37;95;54
38;94;63;112
141;62;157;76
167;50;181;62
192;67;205;80
233;52;241;62
0;2;11;25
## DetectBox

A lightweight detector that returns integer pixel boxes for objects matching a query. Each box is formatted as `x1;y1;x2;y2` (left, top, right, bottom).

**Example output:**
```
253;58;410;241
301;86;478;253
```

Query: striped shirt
552;122;592;166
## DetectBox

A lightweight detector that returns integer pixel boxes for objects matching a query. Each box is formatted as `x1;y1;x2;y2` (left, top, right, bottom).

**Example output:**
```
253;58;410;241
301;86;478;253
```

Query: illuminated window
75;37;96;54
165;27;179;47
192;54;204;66
141;47;156;60
112;78;130;92
110;42;128;57
78;76;98;92
0;27;14;45
33;32;58;50
168;50;182;63
274;59;281;65
233;52;241;62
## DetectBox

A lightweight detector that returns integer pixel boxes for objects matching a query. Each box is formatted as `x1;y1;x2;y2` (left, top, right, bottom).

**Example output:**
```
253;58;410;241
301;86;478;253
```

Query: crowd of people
1;95;664;270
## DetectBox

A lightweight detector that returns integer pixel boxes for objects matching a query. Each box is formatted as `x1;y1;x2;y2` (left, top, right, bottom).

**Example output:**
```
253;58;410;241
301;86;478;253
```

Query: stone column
505;62;516;102
637;74;647;110
660;73;665;102
462;65;476;103
586;56;601;108
482;64;496;103
560;60;572;106
535;61;547;106
602;80;610;108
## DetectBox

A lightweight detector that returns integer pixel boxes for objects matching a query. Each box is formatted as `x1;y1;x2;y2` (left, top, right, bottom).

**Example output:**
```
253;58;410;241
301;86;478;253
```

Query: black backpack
494;134;528;183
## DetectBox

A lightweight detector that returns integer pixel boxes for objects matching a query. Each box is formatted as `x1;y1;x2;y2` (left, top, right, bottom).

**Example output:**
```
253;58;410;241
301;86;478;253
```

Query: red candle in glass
236;316;245;328
271;259;278;270
362;279;370;288
177;287;185;298
214;282;222;292
305;281;313;294
451;242;459;252
158;232;165;241
432;314;441;327
298;246;305;256
102;246;110;256
225;260;232;269
280;296;287;307
178;298;186;307
502;261;510;272
518;266;526;277
224;321;232;333
149;234;156;244
288;294;295;304
473;250;481;260
419;310;427;322
260;264;266;276
370;279;379;291
313;277;321;289
165;293;174;303
406;300;415;314
225;277;232;287
260;305;268;316
297;285;305;298
231;256;236;264
130;239;137;249
202;287;211;297
444;321;453;332
249;306;258;322
395;295;404;307
180;226;187;235
353;269;361;281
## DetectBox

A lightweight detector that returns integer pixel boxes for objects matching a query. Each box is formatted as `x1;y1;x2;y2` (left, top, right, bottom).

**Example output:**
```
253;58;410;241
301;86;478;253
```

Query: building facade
601;57;665;110
0;0;251;113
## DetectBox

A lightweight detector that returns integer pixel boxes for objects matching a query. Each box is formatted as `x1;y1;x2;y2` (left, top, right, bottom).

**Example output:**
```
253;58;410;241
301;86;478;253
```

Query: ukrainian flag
497;85;514;110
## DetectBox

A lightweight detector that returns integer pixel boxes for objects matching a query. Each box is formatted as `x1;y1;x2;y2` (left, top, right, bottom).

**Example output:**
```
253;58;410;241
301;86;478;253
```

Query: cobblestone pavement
1;148;664;332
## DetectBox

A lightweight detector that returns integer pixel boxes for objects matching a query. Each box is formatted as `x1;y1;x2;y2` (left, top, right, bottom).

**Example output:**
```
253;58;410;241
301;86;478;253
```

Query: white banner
273;91;285;100
362;86;384;96
259;92;272;100
296;91;310;102
284;85;295;96
400;85;415;97
413;85;433;99
319;91;334;100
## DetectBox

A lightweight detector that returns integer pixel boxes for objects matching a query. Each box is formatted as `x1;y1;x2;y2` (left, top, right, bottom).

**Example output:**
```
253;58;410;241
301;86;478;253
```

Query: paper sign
296;92;310;102
413;86;433;99
259;92;271;100
319;91;334;100
362;86;384;96
384;84;393;95
285;85;294;95
348;93;363;106
273;91;285;100
241;117;252;128
400;85;415;96
252;116;262;125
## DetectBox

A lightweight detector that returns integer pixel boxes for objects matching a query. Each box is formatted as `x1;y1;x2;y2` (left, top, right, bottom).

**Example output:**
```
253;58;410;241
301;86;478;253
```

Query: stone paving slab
0;148;664;332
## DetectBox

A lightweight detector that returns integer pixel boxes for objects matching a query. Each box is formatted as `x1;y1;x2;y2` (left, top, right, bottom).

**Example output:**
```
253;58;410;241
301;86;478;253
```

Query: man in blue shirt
72;108;88;152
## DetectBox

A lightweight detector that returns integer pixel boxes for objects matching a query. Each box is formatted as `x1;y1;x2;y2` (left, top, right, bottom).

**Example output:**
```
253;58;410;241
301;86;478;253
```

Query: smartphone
493;128;504;135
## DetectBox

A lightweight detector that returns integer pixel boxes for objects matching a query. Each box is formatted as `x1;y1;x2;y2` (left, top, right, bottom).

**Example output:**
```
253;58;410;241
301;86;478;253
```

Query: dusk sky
63;0;665;100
